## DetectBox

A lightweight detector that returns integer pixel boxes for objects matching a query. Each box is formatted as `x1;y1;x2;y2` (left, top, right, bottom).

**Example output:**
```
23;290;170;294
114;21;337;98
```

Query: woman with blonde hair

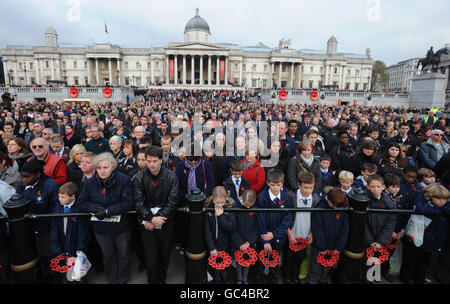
67;144;86;188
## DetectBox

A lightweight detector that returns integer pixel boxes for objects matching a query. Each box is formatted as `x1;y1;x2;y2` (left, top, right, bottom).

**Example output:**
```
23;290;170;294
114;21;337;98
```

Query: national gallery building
1;9;374;90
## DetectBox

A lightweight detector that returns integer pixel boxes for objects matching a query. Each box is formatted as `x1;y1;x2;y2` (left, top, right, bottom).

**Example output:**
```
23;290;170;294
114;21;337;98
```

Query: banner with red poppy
220;60;225;78
169;59;174;77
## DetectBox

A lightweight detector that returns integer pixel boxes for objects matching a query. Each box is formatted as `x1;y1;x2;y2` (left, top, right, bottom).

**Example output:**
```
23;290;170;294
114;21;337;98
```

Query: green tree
371;60;389;91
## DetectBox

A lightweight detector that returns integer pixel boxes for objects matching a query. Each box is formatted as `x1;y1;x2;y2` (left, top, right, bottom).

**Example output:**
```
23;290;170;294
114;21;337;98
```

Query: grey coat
286;154;322;194
364;192;396;247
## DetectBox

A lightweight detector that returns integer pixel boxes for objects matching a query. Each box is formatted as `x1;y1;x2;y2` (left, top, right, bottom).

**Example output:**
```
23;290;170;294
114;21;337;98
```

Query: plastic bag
389;243;402;276
71;251;91;281
405;215;425;247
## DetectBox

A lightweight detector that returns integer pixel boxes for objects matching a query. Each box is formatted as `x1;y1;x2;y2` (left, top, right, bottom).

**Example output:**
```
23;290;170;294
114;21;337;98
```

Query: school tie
64;206;70;213
303;199;308;205
273;197;280;204
235;179;240;186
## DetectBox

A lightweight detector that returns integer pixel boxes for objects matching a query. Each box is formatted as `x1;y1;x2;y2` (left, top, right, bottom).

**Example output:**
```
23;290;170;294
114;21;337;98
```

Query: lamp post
7;69;13;86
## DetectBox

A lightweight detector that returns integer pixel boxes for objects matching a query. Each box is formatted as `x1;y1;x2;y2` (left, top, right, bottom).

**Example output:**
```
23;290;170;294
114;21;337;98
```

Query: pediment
169;42;225;51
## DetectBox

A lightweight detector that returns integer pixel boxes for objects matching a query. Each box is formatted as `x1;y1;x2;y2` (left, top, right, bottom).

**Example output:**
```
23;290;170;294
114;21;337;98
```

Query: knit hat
20;159;45;174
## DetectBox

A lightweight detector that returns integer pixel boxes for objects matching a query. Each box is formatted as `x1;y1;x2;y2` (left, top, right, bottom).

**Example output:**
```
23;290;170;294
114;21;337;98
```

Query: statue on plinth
417;46;449;72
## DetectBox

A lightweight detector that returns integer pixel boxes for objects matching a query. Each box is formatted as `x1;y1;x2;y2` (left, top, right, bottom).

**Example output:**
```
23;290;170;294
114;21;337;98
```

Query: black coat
66;162;84;192
230;202;258;252
330;144;356;175
286;154;322;194
223;176;251;205
204;210;236;252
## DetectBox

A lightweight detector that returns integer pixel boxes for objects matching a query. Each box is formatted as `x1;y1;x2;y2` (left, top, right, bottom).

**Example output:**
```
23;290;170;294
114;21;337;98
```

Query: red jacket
28;153;68;185
242;158;266;195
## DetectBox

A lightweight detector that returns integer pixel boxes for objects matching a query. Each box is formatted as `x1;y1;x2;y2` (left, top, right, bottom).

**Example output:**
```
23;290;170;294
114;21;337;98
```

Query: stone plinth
410;73;447;107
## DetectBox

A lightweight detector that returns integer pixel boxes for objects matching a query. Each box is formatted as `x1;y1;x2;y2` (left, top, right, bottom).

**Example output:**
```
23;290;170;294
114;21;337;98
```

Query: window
243;64;246;71
74;76;79;85
334;67;338;74
30;63;33;69
264;65;267;72
147;62;151;69
320;67;323;73
125;61;129;69
263;79;267;87
309;80;313;89
63;61;66;69
345;82;350;89
355;70;360;76
74;61;77;69
310;66;314;73
301;66;304;73
355;83;359;90
252;79;257;87
46;61;49;68
155;61;159;68
19;63;22;69
136;62;141;69
125;77;130;85
253;65;256;72
348;69;351;76
85;61;87;69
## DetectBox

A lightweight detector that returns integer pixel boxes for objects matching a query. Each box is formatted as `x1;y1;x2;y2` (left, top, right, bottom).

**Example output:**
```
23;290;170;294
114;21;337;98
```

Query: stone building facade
1;9;374;90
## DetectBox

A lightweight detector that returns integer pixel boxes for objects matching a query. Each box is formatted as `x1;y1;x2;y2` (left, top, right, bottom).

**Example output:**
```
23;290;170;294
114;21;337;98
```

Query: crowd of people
0;88;449;285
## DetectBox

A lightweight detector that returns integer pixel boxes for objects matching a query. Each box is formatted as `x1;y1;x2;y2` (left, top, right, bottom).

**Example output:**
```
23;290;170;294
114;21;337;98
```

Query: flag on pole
105;23;108;34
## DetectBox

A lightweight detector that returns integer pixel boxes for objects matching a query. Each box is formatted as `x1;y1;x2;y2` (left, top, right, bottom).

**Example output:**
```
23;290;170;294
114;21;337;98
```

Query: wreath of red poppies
385;237;401;250
208;251;232;270
316;250;340;267
50;254;76;273
258;250;280;268
289;238;310;252
366;247;390;264
234;248;259;267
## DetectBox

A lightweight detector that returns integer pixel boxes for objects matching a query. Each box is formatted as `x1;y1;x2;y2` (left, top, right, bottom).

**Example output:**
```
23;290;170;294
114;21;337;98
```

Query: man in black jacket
330;130;356;176
132;145;179;284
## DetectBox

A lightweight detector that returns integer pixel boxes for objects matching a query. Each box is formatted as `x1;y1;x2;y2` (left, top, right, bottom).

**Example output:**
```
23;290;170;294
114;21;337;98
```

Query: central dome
184;8;210;33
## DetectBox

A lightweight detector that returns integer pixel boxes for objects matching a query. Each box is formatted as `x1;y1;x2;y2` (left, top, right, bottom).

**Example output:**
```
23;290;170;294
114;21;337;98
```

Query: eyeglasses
433;134;443;137
31;145;44;149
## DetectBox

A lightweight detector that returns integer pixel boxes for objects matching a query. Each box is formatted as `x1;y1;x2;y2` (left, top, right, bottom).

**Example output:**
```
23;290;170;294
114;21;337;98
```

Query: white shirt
341;186;352;194
291;190;312;238
231;176;241;199
268;189;281;204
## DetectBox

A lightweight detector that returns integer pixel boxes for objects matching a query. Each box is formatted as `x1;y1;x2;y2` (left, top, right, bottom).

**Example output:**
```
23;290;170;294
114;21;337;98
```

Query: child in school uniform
338;170;354;195
204;186;236;284
417;168;436;190
307;187;349;284
381;173;402;282
401;184;450;284
50;182;90;283
256;168;294;284
230;189;258;284
223;159;252;205
319;154;336;191
353;163;377;190
283;171;320;284
364;174;396;282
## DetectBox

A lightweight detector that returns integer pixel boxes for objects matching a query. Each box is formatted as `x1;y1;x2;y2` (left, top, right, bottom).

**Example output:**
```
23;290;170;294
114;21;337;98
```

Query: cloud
0;0;449;66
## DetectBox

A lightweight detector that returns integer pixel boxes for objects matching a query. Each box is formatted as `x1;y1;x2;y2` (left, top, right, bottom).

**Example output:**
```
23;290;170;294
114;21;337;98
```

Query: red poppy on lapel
71;217;77;222
37;190;42;196
349;153;353;157
169;159;173;163
101;188;106;195
152;181;157;187
278;200;284;206
63;154;68;158
241;187;245;192
285;143;289;147
412;187;416;191
99;143;103;147
249;212;255;216
173;168;176;172
380;203;385;209
336;213;341;219
184;170;187;174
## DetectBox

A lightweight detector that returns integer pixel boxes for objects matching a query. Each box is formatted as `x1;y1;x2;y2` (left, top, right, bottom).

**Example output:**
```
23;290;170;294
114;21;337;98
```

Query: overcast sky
1;0;449;66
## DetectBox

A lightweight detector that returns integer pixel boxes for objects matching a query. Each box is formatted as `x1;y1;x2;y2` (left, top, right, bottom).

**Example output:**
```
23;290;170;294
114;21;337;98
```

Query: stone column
174;55;178;84
40;60;44;84
87;59;92;85
239;61;243;87
95;58;99;85
224;57;228;85
35;59;40;84
108;58;112;85
271;62;274;88
117;59;121;86
216;56;220;85
278;62;282;88
342;65;347;89
166;56;169;84
290;62;294;88
297;63;302;88
55;60;61;80
183;55;186;85
191;55;195;85
324;64;329;86
208;55;211;85
151;59;154;85
51;59;55;80
199;55;203;85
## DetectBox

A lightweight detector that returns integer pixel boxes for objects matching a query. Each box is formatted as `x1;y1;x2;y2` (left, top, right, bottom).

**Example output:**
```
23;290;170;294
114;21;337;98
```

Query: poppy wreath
289;237;310;252
208;251;232;270
366;247;390;265
50;254;76;273
316;250;340;267
385;237;401;250
234;248;259;267
258;250;281;268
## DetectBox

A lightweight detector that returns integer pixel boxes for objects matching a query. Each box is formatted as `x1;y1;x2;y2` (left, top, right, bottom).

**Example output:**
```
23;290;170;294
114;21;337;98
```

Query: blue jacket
414;194;450;254
352;176;367;190
230;200;258;252
176;159;216;207
311;199;349;252
50;201;90;256
320;169;336;190
397;177;421;231
16;176;60;234
204;210;236;252
223;176;251;205
257;188;293;246
77;170;134;236
419;139;449;169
